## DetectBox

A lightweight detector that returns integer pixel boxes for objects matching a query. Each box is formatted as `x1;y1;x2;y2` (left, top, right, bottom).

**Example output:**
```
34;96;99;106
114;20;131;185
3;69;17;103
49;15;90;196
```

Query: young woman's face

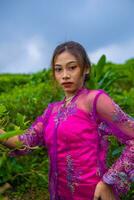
54;51;85;96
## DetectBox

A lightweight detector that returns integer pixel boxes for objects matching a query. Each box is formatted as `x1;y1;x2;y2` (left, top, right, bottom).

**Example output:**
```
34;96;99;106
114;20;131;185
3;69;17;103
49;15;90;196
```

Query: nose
62;70;70;80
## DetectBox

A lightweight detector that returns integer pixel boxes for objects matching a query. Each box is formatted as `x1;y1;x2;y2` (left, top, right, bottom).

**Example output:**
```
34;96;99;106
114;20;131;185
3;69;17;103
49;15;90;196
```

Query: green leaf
97;54;106;68
0;105;7;116
16;113;26;126
112;146;124;156
0;129;24;140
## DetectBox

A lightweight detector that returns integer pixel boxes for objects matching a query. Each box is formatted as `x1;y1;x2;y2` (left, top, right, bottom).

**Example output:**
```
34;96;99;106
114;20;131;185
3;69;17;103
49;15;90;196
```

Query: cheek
75;70;83;80
75;73;84;85
54;73;61;83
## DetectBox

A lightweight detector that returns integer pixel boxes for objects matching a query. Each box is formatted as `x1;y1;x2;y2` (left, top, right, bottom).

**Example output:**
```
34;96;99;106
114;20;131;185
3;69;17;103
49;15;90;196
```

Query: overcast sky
0;0;134;73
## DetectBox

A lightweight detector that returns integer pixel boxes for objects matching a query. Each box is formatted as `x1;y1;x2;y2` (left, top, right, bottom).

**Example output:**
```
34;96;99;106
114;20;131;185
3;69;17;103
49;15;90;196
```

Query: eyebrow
54;61;77;67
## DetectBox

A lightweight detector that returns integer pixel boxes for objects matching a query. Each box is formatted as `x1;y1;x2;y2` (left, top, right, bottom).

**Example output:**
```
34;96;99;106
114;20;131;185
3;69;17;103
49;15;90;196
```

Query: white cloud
0;36;51;73
89;38;134;64
0;36;134;74
26;40;42;63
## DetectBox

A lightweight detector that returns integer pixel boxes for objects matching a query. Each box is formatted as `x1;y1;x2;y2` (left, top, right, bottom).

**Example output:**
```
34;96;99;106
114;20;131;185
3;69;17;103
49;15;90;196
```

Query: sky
0;0;134;73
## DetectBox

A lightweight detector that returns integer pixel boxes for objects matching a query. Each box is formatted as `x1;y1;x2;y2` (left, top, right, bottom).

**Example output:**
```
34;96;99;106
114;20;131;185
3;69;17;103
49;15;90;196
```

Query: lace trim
54;102;77;124
66;153;82;194
112;102;134;130
102;139;134;194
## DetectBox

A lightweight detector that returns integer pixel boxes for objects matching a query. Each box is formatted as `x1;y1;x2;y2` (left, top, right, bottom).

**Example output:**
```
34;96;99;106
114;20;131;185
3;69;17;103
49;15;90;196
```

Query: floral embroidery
98;121;112;136
66;154;81;194
95;99;134;195
102;139;134;194
10;104;53;156
20;122;45;147
96;123;110;177
129;170;134;182
54;102;77;124
112;102;134;130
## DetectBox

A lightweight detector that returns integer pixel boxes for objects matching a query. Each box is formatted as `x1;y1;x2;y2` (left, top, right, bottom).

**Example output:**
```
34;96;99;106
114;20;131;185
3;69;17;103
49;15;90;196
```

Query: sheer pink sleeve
10;103;53;156
94;90;134;194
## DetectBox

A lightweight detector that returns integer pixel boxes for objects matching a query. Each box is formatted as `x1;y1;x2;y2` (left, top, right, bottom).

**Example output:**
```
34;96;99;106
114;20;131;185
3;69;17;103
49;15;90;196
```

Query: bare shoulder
86;89;100;103
80;89;100;112
86;89;110;112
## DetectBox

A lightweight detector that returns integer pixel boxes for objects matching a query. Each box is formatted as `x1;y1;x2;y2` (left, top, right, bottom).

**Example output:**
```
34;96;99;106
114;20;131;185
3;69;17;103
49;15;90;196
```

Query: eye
54;66;62;72
68;65;77;70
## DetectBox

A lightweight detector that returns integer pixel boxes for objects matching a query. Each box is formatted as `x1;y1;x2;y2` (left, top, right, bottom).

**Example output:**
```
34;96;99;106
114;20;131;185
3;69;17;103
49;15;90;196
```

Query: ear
84;67;90;75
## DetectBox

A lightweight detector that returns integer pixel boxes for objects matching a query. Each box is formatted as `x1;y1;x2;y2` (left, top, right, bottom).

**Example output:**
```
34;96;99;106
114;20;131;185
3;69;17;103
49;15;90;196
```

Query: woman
0;41;134;200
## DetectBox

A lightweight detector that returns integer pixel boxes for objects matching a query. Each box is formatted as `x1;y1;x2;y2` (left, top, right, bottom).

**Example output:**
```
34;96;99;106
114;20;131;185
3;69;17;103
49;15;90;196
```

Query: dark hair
51;41;91;83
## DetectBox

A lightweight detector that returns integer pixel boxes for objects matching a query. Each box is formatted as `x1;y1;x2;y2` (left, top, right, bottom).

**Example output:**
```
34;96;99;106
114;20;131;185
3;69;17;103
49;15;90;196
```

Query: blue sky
0;0;134;73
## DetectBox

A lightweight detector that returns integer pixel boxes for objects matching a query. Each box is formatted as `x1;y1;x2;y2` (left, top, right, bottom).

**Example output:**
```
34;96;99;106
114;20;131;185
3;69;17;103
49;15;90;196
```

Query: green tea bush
0;74;30;94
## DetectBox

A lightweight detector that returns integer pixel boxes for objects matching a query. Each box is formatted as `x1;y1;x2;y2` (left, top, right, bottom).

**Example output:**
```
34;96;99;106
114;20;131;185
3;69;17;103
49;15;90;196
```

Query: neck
65;95;75;102
63;87;85;107
65;92;76;99
64;86;84;99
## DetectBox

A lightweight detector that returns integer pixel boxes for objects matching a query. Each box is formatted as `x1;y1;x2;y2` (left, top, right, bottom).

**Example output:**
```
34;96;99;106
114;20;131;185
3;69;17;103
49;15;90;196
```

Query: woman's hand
93;181;116;200
0;129;5;134
0;129;19;148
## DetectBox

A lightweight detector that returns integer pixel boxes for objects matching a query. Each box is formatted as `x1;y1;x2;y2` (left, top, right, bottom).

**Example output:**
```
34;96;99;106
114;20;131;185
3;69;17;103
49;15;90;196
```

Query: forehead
54;51;78;65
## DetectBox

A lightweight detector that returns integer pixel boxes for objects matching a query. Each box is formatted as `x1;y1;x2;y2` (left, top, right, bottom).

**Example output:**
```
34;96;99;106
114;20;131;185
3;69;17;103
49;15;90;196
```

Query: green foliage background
0;56;134;199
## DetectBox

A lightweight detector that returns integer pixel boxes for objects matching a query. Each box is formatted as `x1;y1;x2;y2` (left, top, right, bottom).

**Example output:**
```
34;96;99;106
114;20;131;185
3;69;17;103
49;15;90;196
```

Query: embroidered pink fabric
12;88;134;200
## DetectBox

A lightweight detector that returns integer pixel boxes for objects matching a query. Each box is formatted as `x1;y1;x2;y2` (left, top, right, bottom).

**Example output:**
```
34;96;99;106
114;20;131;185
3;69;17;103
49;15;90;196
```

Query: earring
84;73;89;78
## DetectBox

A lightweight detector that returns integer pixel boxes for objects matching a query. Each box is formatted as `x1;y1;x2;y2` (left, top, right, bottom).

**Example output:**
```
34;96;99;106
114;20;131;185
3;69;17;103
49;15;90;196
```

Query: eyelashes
54;67;62;72
54;65;77;73
69;65;77;70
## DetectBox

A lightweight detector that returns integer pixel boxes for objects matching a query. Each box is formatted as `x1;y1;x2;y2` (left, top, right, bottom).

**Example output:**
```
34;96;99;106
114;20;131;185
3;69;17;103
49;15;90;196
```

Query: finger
101;194;115;200
93;196;99;200
112;197;116;200
0;129;5;134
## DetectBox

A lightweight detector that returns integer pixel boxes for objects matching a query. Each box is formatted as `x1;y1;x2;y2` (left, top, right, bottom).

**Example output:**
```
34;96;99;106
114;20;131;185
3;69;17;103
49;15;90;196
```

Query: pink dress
12;88;134;200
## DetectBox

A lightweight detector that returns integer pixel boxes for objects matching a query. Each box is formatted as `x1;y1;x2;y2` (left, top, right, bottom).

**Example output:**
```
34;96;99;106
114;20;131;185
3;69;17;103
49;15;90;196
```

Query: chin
63;88;74;92
63;87;79;94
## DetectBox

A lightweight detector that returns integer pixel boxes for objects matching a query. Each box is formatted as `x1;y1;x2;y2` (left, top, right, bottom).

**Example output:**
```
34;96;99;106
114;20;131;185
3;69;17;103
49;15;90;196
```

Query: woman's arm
95;91;134;195
0;103;53;155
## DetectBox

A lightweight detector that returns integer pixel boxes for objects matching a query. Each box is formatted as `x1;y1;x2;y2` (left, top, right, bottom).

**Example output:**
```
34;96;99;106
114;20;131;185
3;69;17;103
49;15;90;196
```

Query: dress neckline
62;87;87;108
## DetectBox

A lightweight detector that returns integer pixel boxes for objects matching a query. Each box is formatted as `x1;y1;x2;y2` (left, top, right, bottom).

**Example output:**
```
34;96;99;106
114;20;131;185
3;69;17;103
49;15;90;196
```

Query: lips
62;81;73;84
62;82;73;84
62;82;73;87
